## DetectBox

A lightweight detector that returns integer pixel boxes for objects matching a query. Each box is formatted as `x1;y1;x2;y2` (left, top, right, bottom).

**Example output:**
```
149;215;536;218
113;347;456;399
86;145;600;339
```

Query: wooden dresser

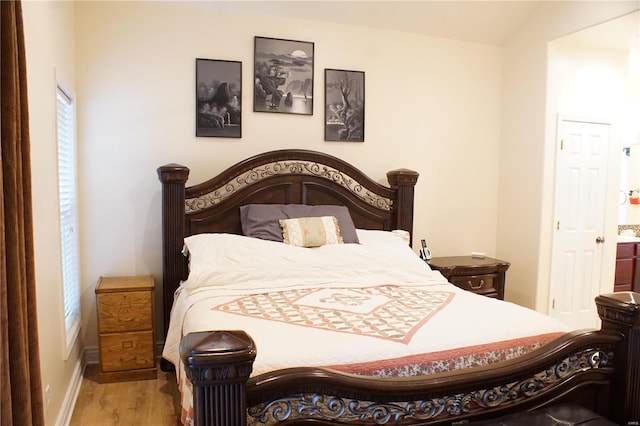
614;242;640;292
427;256;510;300
95;275;157;383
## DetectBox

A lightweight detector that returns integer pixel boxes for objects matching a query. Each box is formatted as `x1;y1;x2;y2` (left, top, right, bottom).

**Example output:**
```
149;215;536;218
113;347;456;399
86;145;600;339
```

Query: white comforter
164;232;567;371
162;232;569;425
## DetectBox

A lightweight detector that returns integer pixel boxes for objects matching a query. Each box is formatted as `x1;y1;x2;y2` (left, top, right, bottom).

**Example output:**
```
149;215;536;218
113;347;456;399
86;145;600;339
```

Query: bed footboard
180;292;640;426
596;291;640;423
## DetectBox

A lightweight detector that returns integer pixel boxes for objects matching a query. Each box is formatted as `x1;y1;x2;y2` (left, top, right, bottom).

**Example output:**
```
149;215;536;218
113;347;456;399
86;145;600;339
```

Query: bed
157;149;640;426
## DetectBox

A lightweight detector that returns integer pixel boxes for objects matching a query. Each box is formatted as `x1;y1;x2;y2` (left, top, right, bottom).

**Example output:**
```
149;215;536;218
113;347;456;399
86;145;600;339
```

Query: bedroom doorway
548;117;611;330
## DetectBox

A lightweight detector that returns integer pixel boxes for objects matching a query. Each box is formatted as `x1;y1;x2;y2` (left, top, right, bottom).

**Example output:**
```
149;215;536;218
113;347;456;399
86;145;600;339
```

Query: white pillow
356;229;410;246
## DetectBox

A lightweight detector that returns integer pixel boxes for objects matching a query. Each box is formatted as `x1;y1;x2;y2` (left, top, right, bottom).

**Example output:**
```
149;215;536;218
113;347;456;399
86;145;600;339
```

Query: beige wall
73;0;503;350
548;40;629;234
499;1;639;310
22;1;80;425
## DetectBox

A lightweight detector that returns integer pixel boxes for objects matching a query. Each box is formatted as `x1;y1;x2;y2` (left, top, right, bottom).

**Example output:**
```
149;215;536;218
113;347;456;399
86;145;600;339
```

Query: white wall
549;45;628;122
619;41;640;224
547;42;631;316
548;41;630;230
74;1;503;350
22;1;81;425
499;1;639;310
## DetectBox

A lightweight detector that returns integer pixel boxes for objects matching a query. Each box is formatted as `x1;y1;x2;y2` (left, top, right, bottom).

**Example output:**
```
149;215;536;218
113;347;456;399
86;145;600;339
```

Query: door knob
596;236;605;244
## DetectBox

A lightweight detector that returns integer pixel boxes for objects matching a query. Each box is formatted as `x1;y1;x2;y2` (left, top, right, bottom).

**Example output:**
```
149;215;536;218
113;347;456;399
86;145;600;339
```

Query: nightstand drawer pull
468;279;484;290
122;340;133;348
117;317;134;322
120;356;137;363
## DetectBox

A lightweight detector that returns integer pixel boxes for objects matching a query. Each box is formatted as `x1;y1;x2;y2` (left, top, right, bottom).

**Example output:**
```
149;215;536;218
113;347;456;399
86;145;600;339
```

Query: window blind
57;85;81;358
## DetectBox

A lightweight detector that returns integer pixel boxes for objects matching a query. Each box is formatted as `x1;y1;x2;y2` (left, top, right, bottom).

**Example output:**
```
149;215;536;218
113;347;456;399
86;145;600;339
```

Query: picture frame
196;58;242;138
254;36;314;115
324;69;365;142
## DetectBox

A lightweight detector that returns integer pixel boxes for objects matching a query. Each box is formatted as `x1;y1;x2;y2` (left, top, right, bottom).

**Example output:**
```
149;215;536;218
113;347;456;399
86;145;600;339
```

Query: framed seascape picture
196;58;242;138
324;69;365;142
254;36;314;115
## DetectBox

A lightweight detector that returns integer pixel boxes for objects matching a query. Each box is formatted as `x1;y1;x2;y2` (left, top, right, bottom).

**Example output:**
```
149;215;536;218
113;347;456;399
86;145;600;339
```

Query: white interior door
549;117;611;330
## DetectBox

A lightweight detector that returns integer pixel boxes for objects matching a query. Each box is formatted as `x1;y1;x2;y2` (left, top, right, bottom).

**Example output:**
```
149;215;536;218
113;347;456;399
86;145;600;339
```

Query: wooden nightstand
427;256;510;300
95;275;157;383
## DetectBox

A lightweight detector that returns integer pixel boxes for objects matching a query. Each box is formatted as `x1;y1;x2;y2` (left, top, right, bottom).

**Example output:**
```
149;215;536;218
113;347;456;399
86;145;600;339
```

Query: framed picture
196;58;242;138
324;69;365;142
254;36;314;115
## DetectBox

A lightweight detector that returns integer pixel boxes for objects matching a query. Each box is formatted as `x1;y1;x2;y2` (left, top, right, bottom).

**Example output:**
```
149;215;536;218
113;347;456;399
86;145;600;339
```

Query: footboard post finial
180;331;257;426
596;291;640;425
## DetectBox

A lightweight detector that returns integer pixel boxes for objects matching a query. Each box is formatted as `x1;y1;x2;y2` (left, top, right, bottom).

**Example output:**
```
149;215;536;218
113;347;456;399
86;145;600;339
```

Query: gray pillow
239;204;359;244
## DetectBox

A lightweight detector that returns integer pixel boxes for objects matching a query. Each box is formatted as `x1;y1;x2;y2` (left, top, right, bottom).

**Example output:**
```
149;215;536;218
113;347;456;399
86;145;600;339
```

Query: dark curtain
0;1;45;425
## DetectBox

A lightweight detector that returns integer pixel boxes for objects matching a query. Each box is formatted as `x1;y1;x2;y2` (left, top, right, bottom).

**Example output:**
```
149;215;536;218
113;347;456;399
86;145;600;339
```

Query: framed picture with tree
324;69;365;142
254;36;314;115
196;58;242;138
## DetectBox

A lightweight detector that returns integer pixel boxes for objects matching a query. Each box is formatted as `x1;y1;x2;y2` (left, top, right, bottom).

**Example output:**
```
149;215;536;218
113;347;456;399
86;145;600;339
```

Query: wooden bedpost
180;331;256;426
157;164;189;370
387;169;419;244
596;291;640;425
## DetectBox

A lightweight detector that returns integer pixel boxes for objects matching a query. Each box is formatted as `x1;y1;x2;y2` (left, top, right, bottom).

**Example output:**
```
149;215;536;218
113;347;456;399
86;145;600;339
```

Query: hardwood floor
69;363;181;425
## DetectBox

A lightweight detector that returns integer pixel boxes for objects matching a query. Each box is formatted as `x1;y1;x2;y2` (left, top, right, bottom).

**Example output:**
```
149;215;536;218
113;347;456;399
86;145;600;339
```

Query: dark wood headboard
157;149;418;337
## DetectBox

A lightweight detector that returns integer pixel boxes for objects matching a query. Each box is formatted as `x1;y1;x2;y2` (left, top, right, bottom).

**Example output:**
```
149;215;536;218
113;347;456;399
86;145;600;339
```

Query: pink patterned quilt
213;285;564;377
215;285;455;344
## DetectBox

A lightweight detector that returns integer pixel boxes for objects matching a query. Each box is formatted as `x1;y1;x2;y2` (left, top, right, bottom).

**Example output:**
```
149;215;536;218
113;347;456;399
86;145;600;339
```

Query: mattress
161;232;569;425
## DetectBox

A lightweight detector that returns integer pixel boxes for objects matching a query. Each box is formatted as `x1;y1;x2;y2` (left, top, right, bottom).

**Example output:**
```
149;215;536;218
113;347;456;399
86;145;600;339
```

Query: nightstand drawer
450;274;497;294
99;331;155;372
428;256;509;300
97;291;152;333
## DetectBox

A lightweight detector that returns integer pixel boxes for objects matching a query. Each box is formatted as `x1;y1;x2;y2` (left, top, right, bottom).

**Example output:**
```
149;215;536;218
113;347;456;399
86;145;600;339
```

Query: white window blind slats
57;85;81;359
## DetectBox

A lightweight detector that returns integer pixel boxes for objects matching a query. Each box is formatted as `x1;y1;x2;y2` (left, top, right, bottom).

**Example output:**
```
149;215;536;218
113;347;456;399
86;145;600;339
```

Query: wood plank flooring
69;363;181;425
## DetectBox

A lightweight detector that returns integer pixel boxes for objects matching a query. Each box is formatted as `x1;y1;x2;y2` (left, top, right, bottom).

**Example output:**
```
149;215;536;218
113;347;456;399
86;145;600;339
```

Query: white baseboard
55;358;84;426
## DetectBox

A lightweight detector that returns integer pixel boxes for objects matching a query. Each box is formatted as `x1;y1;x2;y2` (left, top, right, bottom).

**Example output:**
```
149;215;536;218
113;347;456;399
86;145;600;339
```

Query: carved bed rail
180;292;640;426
